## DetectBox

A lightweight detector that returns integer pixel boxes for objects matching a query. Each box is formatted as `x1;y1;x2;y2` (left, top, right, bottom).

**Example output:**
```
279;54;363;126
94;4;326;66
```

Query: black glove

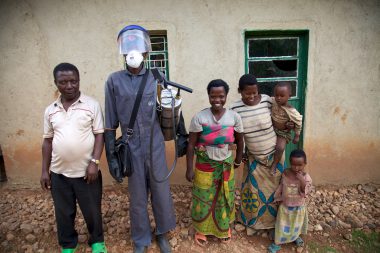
176;112;189;157
104;130;123;183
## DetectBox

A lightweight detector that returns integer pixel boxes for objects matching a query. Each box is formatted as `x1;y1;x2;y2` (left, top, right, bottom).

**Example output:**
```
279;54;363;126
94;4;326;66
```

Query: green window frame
244;30;309;164
147;31;169;79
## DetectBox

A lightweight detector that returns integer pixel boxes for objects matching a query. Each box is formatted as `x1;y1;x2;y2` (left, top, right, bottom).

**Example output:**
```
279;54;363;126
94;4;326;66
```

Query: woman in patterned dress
230;74;294;235
186;79;244;246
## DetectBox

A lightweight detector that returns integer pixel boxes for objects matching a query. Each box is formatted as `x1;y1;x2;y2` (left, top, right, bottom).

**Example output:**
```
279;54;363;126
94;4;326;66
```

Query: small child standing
268;149;312;253
269;82;303;175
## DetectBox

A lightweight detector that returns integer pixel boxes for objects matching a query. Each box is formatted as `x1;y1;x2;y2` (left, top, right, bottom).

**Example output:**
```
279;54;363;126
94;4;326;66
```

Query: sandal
91;242;107;253
221;228;232;244
194;232;207;247
268;243;281;253
294;237;304;247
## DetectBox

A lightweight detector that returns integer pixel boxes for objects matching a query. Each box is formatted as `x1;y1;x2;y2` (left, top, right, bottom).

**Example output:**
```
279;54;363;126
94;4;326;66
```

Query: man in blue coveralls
104;25;176;253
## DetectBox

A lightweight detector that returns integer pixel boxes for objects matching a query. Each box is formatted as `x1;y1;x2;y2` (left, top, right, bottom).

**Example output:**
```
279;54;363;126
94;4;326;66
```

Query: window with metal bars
147;31;169;79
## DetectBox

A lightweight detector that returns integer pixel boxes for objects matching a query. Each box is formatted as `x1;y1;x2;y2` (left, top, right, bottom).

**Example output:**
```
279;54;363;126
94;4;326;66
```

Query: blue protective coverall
104;66;176;247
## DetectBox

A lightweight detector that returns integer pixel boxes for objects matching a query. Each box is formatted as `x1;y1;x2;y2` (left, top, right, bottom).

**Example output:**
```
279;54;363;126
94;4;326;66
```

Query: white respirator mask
125;50;144;68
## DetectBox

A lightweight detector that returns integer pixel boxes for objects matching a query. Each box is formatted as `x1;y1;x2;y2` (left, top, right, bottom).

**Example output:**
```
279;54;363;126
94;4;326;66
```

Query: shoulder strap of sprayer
151;68;163;110
126;69;149;138
151;68;164;83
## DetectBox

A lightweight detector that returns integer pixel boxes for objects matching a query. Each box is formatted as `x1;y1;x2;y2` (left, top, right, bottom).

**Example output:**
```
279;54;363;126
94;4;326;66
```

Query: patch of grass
351;230;380;253
307;241;338;253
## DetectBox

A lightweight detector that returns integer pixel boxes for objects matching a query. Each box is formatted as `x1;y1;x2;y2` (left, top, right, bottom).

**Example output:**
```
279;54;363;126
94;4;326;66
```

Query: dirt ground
0;183;377;253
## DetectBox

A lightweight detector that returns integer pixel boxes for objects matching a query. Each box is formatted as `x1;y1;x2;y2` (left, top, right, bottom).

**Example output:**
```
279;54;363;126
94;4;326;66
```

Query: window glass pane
150;53;166;61
248;60;297;78
151;42;165;51
151;37;165;43
258;81;297;97
151;37;166;51
249;38;298;57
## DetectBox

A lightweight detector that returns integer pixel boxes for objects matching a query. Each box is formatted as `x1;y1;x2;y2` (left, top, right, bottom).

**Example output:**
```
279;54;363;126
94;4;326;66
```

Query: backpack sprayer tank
151;69;192;141
157;87;182;141
150;69;192;182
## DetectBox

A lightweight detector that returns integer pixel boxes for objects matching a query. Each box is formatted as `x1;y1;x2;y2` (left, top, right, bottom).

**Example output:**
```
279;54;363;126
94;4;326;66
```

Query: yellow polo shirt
43;94;104;178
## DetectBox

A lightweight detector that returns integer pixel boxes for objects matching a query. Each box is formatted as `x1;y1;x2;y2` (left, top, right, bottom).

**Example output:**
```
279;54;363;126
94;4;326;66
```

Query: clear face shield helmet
117;27;152;69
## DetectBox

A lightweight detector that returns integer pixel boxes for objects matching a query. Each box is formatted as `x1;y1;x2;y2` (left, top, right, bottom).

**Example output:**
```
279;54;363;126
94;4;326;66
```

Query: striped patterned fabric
230;95;276;160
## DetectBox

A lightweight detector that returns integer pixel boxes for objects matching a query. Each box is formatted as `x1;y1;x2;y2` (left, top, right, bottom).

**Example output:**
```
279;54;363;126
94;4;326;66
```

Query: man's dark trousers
51;171;104;248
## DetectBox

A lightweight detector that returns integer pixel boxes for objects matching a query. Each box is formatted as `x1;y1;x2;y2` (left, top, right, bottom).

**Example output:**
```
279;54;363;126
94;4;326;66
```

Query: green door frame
244;30;309;166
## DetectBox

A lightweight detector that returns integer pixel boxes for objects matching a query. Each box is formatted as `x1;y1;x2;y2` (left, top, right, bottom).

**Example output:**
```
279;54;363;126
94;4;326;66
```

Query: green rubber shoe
91;242;107;253
61;248;77;253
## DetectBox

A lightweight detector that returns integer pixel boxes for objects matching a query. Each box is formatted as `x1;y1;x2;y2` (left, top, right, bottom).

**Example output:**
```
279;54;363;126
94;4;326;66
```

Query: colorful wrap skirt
191;150;235;238
274;204;308;244
239;153;285;229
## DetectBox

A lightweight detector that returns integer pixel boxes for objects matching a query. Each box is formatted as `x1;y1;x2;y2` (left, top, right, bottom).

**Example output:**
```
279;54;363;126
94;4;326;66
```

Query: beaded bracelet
234;161;242;166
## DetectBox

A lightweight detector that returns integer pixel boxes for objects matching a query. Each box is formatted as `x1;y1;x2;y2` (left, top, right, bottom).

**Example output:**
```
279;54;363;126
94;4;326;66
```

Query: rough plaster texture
0;0;379;186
